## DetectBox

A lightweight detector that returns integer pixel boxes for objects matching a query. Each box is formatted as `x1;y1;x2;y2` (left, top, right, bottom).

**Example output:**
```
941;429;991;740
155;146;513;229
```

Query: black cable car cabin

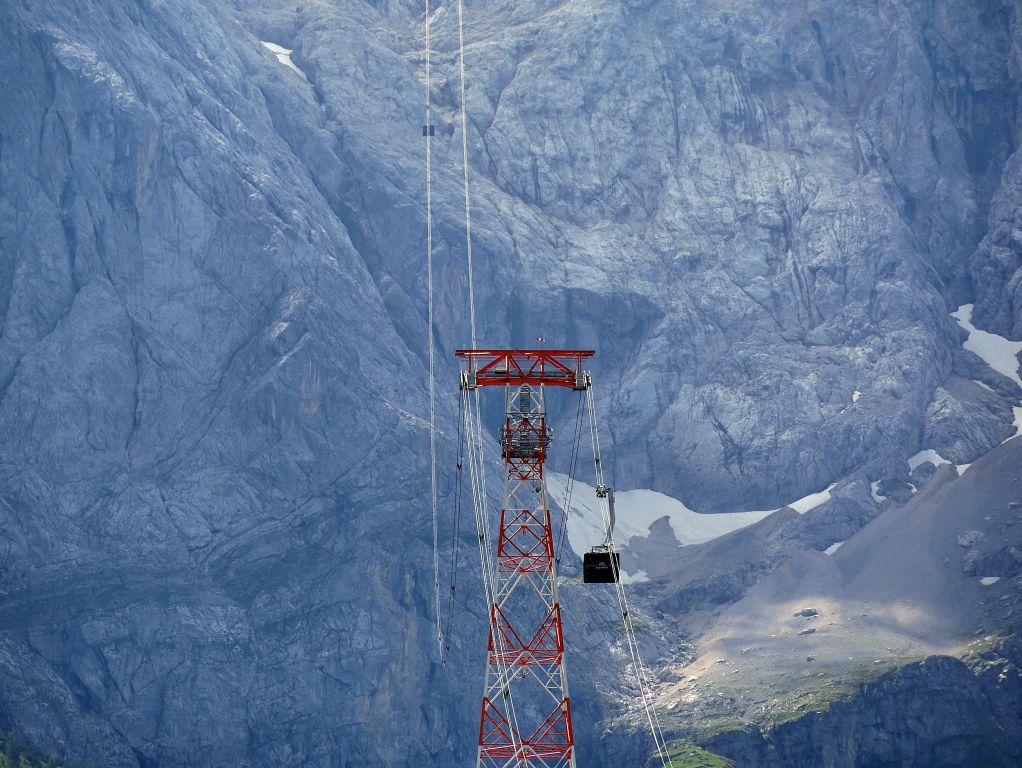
583;547;620;583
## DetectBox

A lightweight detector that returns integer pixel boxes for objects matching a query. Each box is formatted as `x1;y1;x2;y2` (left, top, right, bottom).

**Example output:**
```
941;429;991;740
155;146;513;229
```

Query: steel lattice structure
456;350;594;768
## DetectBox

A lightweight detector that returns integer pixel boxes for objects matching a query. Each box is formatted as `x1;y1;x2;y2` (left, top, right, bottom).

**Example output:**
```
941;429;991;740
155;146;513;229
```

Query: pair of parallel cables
424;0;477;662
425;0;527;753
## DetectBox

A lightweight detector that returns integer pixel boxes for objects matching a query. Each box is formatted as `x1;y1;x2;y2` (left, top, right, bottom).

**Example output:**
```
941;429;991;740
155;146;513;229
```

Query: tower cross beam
456;349;594;389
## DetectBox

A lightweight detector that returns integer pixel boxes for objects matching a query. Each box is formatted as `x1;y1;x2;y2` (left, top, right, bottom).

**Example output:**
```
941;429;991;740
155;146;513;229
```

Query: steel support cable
465;393;497;603
461;396;509;697
554;392;586;565
443;388;467;665
451;0;498;655
463;389;495;607
455;0;477;348
585;385;670;767
471;390;491;580
593;501;668;762
418;0;529;752
454;0;490;584
587;390;669;767
423;0;444;661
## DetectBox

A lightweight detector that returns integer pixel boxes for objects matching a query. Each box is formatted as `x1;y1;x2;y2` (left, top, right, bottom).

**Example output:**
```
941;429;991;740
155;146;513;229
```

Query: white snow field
547;473;837;563
908;448;951;471
951;304;1022;445
261;41;306;78
952;304;1022;387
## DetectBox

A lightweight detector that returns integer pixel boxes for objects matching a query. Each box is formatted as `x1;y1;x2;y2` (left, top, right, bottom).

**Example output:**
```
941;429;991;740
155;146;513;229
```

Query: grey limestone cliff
1;0;1021;765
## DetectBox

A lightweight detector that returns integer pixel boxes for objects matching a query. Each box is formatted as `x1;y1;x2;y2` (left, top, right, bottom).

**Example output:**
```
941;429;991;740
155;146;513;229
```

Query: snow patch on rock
261;41;306;79
1009;406;1022;443
908;449;951;472
870;480;887;503
952;304;1022;387
548;473;775;557
549;474;838;560
620;570;650;585
952;306;1022;446
788;484;835;514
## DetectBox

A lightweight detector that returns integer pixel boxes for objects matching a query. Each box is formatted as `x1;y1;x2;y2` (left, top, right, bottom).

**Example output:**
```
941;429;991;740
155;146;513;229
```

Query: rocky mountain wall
1;0;1021;765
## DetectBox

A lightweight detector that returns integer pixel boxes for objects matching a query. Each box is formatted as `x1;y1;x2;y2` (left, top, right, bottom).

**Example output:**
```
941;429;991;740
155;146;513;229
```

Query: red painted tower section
456;350;593;768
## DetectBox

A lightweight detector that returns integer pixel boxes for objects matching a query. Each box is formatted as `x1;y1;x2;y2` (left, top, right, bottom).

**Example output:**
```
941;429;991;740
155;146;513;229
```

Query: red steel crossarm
455;349;594;389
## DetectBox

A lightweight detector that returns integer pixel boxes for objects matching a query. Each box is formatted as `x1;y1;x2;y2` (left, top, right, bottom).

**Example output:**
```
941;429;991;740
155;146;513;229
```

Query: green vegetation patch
959;631;1011;664
763;656;929;728
651;741;735;768
763;680;858;728
0;731;83;768
611;619;648;635
692;718;750;742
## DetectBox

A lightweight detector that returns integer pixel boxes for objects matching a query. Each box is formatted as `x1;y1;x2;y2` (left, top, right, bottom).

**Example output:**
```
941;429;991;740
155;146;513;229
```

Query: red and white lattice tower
456;349;594;768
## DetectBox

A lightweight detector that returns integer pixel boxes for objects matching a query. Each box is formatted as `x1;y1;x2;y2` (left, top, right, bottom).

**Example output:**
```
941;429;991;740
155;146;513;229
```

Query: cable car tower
456;349;593;767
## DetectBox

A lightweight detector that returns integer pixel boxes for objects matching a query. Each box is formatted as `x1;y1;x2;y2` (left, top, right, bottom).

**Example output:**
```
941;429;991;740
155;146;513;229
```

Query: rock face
0;0;1021;766
704;638;1022;768
0;1;473;765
